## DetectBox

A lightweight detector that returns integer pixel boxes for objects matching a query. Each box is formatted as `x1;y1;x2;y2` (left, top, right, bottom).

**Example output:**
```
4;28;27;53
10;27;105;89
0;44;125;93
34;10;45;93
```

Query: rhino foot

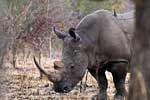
98;93;107;100
91;92;107;100
91;94;97;100
114;95;125;100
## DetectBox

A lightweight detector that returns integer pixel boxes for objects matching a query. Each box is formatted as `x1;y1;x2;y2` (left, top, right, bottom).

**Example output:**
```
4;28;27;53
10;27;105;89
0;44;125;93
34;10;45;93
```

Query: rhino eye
74;50;78;53
73;50;79;55
70;65;74;69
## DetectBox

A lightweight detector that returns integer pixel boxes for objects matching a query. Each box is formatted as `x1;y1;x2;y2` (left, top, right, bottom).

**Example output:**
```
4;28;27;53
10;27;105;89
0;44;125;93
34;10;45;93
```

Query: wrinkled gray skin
34;10;134;100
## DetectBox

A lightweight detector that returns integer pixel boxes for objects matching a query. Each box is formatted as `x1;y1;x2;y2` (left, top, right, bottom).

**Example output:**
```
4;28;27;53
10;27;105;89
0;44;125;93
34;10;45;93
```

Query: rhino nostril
63;86;69;92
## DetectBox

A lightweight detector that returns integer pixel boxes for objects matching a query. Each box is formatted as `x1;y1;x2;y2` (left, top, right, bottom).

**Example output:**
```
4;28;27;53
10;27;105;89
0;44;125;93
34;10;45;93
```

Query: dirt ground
0;56;130;100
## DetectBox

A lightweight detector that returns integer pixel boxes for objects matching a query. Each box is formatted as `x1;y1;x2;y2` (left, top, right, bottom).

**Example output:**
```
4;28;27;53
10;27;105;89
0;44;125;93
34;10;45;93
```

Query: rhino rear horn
33;57;61;82
54;61;64;70
53;26;67;40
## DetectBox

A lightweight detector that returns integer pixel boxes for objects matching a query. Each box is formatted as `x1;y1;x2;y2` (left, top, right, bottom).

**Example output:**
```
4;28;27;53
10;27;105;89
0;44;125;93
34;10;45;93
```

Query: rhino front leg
111;62;128;100
88;68;108;100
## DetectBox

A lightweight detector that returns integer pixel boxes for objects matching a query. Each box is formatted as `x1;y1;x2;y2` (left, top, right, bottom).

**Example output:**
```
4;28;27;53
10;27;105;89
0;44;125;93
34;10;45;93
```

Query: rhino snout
54;81;72;93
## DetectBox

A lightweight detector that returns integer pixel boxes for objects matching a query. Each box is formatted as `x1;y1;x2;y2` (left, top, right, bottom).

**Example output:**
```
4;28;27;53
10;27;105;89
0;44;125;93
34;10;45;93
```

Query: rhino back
117;11;134;46
76;10;131;66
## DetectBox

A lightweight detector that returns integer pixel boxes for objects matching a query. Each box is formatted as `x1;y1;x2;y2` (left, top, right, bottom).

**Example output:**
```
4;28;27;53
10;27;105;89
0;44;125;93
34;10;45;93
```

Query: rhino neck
85;45;107;69
75;11;103;48
76;29;99;49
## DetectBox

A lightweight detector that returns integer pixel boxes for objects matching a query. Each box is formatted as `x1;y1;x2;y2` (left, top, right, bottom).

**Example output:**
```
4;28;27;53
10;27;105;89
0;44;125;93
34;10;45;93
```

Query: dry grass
1;56;130;100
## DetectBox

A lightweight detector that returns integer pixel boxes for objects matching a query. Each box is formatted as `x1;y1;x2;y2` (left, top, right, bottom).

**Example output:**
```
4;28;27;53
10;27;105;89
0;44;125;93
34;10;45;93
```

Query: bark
128;0;150;100
12;43;17;69
0;42;7;68
38;50;43;79
0;28;9;99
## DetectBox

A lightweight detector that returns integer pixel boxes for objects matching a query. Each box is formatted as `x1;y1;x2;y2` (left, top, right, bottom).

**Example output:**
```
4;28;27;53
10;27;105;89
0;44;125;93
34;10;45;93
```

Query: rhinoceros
34;10;134;100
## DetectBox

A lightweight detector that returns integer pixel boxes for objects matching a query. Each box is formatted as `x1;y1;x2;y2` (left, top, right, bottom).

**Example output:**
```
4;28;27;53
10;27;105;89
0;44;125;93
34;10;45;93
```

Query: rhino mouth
54;86;72;93
54;81;73;93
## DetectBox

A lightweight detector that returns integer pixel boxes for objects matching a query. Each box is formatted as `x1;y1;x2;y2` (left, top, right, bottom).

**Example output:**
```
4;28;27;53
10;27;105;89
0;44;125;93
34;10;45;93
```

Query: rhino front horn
33;57;61;82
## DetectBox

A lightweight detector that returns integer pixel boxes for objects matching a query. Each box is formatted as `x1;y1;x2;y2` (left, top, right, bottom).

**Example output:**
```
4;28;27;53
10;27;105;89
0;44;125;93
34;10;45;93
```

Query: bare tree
128;0;150;100
0;38;8;68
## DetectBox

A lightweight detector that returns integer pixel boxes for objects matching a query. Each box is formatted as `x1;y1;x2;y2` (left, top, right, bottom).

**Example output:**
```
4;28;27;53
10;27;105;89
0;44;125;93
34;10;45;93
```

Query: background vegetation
0;0;134;67
0;0;134;99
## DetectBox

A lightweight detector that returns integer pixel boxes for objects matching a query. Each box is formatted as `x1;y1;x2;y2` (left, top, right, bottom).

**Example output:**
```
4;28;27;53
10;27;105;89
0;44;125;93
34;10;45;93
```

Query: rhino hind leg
110;62;128;100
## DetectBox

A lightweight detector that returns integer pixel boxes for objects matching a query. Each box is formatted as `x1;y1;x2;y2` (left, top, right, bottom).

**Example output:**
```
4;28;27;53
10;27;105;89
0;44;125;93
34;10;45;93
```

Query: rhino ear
53;26;67;40
69;28;76;39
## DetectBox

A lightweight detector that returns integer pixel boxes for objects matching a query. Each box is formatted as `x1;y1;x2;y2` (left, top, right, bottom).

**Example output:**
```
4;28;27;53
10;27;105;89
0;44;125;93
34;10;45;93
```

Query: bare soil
0;56;130;100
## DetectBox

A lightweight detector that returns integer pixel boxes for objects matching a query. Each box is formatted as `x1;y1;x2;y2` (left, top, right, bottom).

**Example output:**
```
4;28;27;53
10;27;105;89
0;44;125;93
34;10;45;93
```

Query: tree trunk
12;42;17;69
0;31;9;99
128;0;150;100
38;50;43;79
0;42;7;68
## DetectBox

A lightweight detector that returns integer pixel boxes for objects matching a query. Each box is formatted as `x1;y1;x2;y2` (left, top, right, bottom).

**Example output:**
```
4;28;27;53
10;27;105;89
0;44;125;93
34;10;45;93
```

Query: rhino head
34;27;88;93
